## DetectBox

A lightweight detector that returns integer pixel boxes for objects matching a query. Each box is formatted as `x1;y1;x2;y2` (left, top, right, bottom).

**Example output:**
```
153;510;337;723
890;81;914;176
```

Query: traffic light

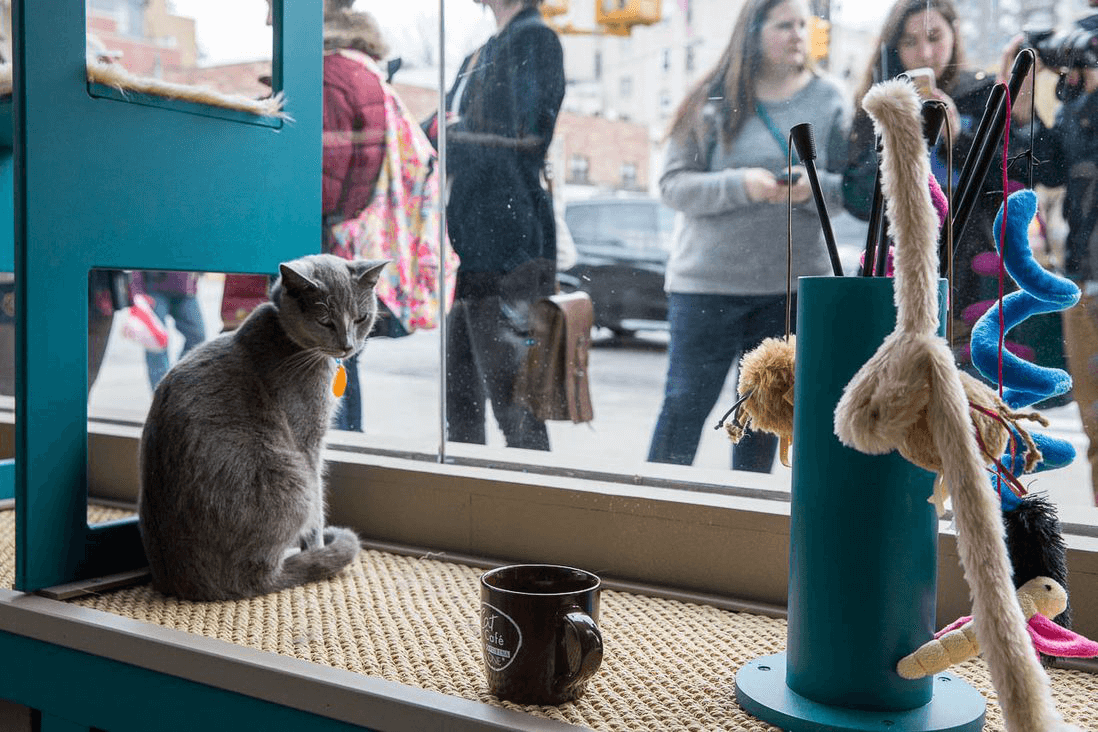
809;15;830;63
595;0;662;32
542;0;569;18
543;0;662;35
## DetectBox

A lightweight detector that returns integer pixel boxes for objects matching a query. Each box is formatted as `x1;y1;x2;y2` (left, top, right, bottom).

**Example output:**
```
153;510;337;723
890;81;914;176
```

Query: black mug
480;564;603;705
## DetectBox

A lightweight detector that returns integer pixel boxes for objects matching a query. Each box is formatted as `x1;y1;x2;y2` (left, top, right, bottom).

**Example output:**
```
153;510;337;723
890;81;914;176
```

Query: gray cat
138;254;388;601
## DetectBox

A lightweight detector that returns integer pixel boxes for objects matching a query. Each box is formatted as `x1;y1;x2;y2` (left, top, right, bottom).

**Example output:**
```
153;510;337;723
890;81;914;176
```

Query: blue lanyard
756;102;799;163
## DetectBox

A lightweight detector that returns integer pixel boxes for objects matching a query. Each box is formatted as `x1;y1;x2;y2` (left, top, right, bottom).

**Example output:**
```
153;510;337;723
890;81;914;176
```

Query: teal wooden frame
11;0;323;591
0;630;369;732
0;587;586;731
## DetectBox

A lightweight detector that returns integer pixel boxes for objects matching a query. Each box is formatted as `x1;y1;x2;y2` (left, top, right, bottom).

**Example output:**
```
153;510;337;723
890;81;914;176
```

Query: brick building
553;111;650;192
87;0;196;76
72;1;652;199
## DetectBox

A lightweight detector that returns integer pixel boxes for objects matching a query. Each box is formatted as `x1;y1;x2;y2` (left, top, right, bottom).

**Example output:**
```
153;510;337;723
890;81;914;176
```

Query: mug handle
555;608;603;695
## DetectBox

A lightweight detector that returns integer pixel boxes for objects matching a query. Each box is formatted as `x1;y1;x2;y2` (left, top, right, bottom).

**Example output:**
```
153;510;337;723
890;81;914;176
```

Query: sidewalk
88;273;1096;509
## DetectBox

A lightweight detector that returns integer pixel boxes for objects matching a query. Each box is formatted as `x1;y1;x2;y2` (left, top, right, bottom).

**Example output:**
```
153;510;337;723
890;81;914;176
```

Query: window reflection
426;0;1092;509
40;0;1095;515
86;0;272;99
74;270;440;455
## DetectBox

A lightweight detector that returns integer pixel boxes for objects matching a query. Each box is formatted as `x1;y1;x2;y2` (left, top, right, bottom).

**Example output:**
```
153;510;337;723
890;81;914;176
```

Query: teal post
736;277;986;731
38;715;92;732
0;460;12;501
12;0;323;591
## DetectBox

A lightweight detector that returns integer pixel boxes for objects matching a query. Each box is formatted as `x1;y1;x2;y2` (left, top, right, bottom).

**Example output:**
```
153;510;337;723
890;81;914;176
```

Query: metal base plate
735;653;986;732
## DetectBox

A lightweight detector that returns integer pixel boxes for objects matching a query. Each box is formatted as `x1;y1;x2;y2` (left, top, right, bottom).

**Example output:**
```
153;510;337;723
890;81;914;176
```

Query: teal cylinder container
786;276;940;709
736;276;985;731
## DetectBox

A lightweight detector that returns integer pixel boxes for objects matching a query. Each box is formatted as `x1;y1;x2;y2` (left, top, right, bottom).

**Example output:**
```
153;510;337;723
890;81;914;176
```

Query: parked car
560;196;675;337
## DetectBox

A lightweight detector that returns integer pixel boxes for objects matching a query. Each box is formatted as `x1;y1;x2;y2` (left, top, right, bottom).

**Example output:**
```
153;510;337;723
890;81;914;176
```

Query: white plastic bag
121;293;169;352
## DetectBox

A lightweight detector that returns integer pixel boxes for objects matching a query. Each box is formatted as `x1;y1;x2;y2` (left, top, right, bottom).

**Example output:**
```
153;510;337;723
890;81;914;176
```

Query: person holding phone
647;0;849;472
842;0;1039;328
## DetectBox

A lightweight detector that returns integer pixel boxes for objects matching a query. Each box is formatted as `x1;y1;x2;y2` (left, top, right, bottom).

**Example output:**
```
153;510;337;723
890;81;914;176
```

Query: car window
616;202;665;251
564;205;604;245
613;202;655;231
567;200;669;251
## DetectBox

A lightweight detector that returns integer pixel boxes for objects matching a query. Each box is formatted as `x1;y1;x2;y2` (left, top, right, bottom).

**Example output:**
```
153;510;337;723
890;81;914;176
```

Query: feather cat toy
832;79;1076;731
722;337;797;466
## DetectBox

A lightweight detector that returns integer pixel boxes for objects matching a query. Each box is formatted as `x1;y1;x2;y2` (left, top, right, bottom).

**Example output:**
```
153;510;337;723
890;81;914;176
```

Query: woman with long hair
647;0;849;471
843;0;1039;340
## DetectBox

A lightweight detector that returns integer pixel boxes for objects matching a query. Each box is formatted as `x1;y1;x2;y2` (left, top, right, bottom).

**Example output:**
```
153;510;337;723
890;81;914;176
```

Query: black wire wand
791;123;843;276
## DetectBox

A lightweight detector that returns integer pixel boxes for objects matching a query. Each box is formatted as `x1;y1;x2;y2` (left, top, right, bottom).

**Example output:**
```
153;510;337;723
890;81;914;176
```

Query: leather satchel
514;291;595;424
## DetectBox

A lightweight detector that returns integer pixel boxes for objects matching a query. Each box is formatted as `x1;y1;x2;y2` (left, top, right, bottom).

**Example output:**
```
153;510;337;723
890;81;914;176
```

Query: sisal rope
2;506;1096;730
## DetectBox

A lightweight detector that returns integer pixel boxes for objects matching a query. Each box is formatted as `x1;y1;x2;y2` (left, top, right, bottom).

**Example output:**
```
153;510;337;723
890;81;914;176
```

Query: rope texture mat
3;506;1097;731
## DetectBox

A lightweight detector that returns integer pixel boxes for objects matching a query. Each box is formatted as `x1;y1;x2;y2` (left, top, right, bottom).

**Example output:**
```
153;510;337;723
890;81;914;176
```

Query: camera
1024;25;1098;69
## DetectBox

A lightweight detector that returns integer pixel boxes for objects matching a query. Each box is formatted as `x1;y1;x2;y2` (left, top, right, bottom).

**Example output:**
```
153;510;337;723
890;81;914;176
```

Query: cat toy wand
939;50;1035;276
861;165;885;276
862;99;948;277
790;123;843;276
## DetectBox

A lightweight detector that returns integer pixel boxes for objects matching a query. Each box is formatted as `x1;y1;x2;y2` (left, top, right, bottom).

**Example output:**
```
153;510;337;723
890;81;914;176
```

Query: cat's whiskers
273;346;332;382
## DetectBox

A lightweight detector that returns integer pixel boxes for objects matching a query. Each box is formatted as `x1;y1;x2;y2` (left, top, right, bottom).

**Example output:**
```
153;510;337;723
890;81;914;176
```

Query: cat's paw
323;526;361;550
300;526;323;551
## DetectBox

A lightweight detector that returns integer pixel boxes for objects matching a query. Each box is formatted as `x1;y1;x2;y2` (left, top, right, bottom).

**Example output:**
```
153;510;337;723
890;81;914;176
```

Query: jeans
648;292;793;472
332;352;363;432
446;294;549;451
145;292;206;389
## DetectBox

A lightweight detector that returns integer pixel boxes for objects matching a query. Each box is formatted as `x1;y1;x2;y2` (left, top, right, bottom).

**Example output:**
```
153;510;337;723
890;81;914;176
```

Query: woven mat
3;507;1097;731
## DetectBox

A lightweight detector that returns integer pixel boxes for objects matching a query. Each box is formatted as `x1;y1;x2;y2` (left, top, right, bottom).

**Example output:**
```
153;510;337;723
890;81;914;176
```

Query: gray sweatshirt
660;75;850;295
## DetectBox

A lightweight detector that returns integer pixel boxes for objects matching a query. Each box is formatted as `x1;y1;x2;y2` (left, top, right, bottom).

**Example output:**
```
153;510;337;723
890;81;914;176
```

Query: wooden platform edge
37;568;151;600
0;589;587;732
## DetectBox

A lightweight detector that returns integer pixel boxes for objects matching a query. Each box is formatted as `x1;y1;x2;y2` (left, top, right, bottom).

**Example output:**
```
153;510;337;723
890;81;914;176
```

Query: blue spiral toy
970;189;1080;508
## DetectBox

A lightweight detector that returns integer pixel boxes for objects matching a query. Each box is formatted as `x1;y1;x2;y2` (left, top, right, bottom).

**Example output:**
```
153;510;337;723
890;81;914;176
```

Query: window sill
1;407;1096;640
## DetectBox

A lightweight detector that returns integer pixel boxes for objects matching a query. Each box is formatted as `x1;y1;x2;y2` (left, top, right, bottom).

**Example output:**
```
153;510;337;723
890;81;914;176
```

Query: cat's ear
279;263;321;294
351;259;390;289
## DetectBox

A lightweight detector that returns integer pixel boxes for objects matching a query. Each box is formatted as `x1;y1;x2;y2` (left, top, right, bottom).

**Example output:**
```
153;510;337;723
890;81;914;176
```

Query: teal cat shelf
10;0;322;592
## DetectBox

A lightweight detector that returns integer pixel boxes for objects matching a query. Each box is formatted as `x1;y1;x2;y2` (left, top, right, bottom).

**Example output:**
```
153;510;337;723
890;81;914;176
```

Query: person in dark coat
1029;5;1098;502
437;0;565;450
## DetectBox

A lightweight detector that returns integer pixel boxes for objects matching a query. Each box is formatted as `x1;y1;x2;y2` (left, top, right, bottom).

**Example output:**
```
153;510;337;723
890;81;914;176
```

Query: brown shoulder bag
514;291;595;424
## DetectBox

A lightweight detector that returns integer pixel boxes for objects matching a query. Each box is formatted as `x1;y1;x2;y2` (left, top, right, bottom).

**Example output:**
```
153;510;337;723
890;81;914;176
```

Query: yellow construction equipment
542;0;662;36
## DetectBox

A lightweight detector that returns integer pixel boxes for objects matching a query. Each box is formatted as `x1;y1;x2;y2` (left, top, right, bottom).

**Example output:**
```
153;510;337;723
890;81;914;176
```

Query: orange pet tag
333;361;347;398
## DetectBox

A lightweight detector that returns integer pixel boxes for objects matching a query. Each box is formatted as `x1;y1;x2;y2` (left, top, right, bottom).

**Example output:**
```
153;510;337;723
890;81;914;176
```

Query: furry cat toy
897;576;1098;680
723;336;797;466
139;254;388;601
832;80;1075;731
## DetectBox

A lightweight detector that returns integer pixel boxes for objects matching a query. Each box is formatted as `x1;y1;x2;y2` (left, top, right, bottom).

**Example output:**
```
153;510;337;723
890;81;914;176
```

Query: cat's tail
271;526;361;592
